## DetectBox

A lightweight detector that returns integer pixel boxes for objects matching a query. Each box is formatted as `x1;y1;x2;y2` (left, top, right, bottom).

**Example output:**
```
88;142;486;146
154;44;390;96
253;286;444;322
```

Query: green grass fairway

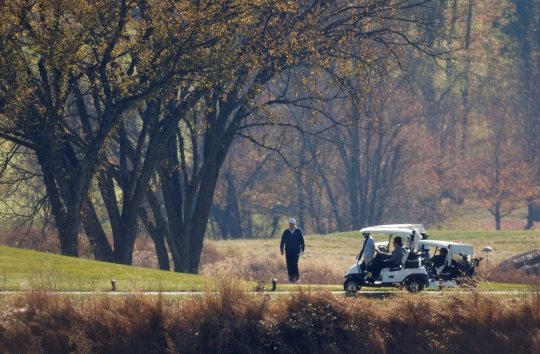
0;246;204;291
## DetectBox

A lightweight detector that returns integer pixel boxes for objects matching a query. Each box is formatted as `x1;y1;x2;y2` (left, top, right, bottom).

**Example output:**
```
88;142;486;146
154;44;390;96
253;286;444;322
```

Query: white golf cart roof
360;224;425;251
370;224;426;234
419;240;474;256
360;226;417;235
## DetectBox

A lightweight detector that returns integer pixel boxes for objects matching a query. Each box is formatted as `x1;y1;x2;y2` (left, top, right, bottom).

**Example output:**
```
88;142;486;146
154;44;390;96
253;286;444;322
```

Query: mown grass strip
0;246;204;291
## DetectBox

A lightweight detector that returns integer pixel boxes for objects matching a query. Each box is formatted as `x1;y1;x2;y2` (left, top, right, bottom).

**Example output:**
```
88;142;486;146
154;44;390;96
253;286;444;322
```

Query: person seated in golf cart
367;236;406;282
429;248;459;279
431;248;448;269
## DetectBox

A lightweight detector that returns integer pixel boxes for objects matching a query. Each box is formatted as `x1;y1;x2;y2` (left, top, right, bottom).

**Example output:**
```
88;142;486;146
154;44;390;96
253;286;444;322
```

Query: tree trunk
349;133;361;230
460;0;473;151
35;149;80;257
246;215;254;239
525;203;540;230
526;203;535;230
268;214;280;238
312;155;344;232
159;134;185;270
187;156;223;273
97;167;123;255
210;202;228;239
296;169;305;230
359;122;370;228
495;205;501;231
224;171;243;239
138;206;171;271
183;101;242;273
82;199;116;262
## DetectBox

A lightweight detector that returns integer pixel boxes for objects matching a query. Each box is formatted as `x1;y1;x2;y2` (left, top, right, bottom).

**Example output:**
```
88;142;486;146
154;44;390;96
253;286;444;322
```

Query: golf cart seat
437;265;446;274
437;264;454;280
383;249;411;272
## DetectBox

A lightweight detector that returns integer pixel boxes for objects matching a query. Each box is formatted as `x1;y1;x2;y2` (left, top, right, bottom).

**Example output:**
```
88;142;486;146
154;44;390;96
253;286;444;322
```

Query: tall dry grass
1;281;540;353
477;262;540;285
199;245;343;284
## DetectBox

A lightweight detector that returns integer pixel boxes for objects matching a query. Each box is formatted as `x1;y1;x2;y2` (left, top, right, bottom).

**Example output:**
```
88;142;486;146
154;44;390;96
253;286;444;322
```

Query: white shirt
364;236;375;257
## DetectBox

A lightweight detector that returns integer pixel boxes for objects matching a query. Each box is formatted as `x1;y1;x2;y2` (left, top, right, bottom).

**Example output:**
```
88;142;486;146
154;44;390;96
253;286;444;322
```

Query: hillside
0;246;204;291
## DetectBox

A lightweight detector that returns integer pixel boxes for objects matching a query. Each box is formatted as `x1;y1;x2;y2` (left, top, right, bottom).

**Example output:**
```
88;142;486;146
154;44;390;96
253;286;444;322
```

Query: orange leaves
468;139;537;208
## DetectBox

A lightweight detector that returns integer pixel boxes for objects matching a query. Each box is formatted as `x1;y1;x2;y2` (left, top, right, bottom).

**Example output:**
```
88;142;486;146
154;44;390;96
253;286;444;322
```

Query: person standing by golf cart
280;218;305;284
362;232;376;265
367;236;405;282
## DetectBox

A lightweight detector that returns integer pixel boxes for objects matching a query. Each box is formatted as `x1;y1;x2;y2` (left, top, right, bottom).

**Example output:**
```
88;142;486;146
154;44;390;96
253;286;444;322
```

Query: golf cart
344;224;430;293
420;239;483;288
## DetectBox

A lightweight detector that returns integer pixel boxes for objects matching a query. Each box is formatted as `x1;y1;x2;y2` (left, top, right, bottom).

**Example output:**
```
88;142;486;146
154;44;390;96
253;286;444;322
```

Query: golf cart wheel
405;277;424;293
344;279;360;293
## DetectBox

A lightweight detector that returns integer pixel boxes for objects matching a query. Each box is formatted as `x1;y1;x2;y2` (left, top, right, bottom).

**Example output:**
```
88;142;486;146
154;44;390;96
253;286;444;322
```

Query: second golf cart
420;239;483;288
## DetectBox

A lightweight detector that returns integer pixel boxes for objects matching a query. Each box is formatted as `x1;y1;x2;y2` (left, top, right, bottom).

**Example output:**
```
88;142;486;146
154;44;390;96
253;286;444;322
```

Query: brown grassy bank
1;281;540;353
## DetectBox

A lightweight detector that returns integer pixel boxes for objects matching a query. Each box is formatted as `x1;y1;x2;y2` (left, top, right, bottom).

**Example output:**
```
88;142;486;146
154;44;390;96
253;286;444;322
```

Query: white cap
289;218;296;224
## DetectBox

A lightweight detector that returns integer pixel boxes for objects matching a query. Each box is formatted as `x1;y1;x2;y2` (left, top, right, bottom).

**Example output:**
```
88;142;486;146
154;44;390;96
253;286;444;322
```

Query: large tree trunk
82;199;116;262
159;134;184;271
139;206;171;271
35;148;80;257
112;101;179;266
97;167;123;256
183;101;243;273
187;167;221;273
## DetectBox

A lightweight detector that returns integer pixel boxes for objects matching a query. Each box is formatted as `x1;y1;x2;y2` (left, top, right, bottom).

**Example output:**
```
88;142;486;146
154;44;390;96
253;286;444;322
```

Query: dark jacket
280;228;305;252
387;246;406;266
431;254;447;269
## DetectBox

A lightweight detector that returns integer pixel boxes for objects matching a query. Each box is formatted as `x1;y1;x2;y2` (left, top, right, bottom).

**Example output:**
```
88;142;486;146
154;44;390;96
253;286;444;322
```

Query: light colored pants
363;256;374;266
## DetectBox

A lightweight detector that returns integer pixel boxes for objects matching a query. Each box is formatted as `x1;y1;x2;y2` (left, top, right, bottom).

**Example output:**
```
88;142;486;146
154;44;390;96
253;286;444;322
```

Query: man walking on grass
280;218;305;284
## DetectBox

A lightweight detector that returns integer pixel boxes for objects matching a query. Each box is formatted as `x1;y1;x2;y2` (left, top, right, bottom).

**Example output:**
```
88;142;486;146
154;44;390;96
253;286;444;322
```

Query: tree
0;0;260;260
466;105;538;230
141;0;458;272
1;0;457;271
501;0;540;228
